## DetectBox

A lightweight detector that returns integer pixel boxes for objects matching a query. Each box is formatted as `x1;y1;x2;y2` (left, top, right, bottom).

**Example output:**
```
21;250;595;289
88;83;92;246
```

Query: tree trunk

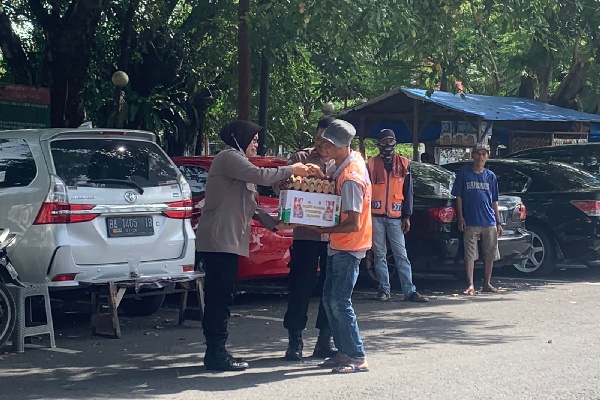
237;0;251;121
439;64;448;92
518;40;553;102
535;64;552;102
518;75;536;99
117;0;141;71
551;58;591;110
31;0;104;127
0;9;35;84
258;50;270;156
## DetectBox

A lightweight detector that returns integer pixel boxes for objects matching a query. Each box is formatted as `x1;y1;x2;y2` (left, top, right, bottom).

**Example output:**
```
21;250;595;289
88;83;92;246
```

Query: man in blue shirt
451;143;503;295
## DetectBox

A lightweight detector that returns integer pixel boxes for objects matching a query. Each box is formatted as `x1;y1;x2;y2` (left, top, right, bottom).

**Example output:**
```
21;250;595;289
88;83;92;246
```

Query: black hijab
219;120;265;154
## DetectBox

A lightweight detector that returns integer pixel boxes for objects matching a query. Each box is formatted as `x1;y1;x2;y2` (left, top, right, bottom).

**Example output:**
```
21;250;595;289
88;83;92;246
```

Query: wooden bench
88;273;205;338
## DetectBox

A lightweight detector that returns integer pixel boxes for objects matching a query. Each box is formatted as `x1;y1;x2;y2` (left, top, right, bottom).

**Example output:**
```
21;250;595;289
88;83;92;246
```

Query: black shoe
312;335;338;358
406;291;429;303
204;352;249;371
285;331;303;361
204;356;249;371
376;291;391;301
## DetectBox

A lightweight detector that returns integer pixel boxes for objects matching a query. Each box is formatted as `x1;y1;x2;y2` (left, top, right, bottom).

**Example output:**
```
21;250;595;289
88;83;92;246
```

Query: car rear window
0;138;37;188
521;162;600;192
178;165;208;198
51;139;179;187
412;162;455;197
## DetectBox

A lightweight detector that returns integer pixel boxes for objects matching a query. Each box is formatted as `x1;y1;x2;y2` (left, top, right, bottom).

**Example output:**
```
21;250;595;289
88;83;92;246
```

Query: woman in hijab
197;120;312;371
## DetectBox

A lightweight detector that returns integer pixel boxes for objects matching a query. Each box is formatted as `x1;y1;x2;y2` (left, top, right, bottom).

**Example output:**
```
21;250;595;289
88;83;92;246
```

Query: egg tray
284;175;335;194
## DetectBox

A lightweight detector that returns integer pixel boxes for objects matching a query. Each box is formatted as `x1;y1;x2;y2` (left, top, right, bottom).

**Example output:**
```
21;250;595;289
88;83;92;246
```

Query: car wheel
364;249;401;287
0;283;16;348
120;294;166;317
513;225;556;276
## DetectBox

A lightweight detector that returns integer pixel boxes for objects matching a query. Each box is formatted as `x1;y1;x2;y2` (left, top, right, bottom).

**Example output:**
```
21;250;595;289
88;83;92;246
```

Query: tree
0;0;103;127
3;0;600;157
87;0;238;156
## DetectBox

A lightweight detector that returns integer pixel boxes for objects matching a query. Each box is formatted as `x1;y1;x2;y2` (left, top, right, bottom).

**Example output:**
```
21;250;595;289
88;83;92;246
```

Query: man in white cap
307;119;371;373
451;142;503;295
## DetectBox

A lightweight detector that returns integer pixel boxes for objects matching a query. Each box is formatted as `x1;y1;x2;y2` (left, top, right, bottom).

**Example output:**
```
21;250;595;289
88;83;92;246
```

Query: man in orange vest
367;129;428;302
278;116;337;361
307;119;371;373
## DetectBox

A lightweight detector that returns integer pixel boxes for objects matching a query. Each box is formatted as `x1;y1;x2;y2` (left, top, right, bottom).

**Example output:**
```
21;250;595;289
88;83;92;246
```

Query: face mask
377;143;395;159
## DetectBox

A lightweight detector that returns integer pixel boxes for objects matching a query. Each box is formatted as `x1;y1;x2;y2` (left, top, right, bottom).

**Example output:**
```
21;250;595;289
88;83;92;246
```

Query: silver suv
0;128;196;311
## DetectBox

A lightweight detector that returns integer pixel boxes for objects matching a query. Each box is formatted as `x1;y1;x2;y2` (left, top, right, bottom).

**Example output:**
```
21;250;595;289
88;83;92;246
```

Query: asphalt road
1;267;599;400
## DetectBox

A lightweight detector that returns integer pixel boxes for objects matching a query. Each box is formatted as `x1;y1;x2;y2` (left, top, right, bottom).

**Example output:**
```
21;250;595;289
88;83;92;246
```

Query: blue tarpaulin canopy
339;88;600;144
402;89;600;122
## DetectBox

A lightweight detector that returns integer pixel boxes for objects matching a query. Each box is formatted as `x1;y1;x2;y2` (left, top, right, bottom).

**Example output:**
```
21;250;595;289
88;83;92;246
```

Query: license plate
106;216;154;238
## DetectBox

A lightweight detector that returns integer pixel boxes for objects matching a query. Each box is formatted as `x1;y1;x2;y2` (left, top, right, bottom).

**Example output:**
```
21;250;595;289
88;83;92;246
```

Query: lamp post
322;101;335;115
111;71;129;128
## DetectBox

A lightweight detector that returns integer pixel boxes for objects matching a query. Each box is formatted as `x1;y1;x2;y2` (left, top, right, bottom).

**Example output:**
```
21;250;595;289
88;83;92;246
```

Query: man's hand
458;218;466;232
291;163;310;177
496;224;503;236
401;218;411;234
306;163;325;178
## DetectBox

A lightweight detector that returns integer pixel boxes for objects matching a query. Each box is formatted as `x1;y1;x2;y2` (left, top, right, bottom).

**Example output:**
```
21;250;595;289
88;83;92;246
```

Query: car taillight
428;206;456;223
33;175;101;224
51;273;77;282
182;265;194;272
34;203;99;224
570;200;600;216
162;199;193;219
511;203;527;221
178;173;192;201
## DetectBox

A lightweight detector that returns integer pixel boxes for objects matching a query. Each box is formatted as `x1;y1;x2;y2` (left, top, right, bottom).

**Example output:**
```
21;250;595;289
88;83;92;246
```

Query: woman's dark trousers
201;252;248;371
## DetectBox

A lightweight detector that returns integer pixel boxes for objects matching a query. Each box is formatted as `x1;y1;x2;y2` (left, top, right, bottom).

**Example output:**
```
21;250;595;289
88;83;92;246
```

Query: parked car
173;157;530;283
506;143;600;177
0;128;196;315
362;162;532;283
172;156;294;281
443;159;600;275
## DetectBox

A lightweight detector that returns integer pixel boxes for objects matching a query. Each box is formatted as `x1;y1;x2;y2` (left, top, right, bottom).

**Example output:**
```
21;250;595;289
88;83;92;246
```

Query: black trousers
283;240;330;332
201;252;239;345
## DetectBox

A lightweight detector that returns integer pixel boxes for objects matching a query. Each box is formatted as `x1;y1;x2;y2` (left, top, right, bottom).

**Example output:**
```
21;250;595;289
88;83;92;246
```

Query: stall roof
340;88;600;123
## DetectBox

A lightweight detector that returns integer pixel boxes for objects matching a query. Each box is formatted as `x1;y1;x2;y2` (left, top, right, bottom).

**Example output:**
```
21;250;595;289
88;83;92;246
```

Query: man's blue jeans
322;252;365;361
372;216;417;296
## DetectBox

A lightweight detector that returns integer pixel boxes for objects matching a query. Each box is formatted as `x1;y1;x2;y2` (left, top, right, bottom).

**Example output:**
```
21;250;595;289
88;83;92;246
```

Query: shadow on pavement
0;265;598;398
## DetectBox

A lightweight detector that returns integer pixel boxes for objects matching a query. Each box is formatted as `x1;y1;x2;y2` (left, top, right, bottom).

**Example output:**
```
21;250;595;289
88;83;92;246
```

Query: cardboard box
453;133;465;145
456;121;469;134
440;132;453;145
441;121;454;134
278;190;341;227
464;133;477;146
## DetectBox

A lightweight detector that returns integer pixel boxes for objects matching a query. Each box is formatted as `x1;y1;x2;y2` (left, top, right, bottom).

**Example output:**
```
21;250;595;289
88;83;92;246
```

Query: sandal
482;285;499;293
463;287;476;296
318;356;345;368
331;363;369;373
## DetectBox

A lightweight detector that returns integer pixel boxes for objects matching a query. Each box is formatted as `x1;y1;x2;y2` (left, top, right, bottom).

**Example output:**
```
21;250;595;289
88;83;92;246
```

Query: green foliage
1;0;600;153
362;139;414;158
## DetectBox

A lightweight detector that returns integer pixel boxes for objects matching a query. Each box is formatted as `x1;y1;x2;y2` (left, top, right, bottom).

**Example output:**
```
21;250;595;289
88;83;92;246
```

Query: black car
506;143;600;177
363;162;532;283
443;159;600;275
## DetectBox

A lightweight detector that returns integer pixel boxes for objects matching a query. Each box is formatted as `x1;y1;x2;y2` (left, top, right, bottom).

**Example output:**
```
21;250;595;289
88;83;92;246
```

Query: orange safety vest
330;153;373;252
366;156;410;218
